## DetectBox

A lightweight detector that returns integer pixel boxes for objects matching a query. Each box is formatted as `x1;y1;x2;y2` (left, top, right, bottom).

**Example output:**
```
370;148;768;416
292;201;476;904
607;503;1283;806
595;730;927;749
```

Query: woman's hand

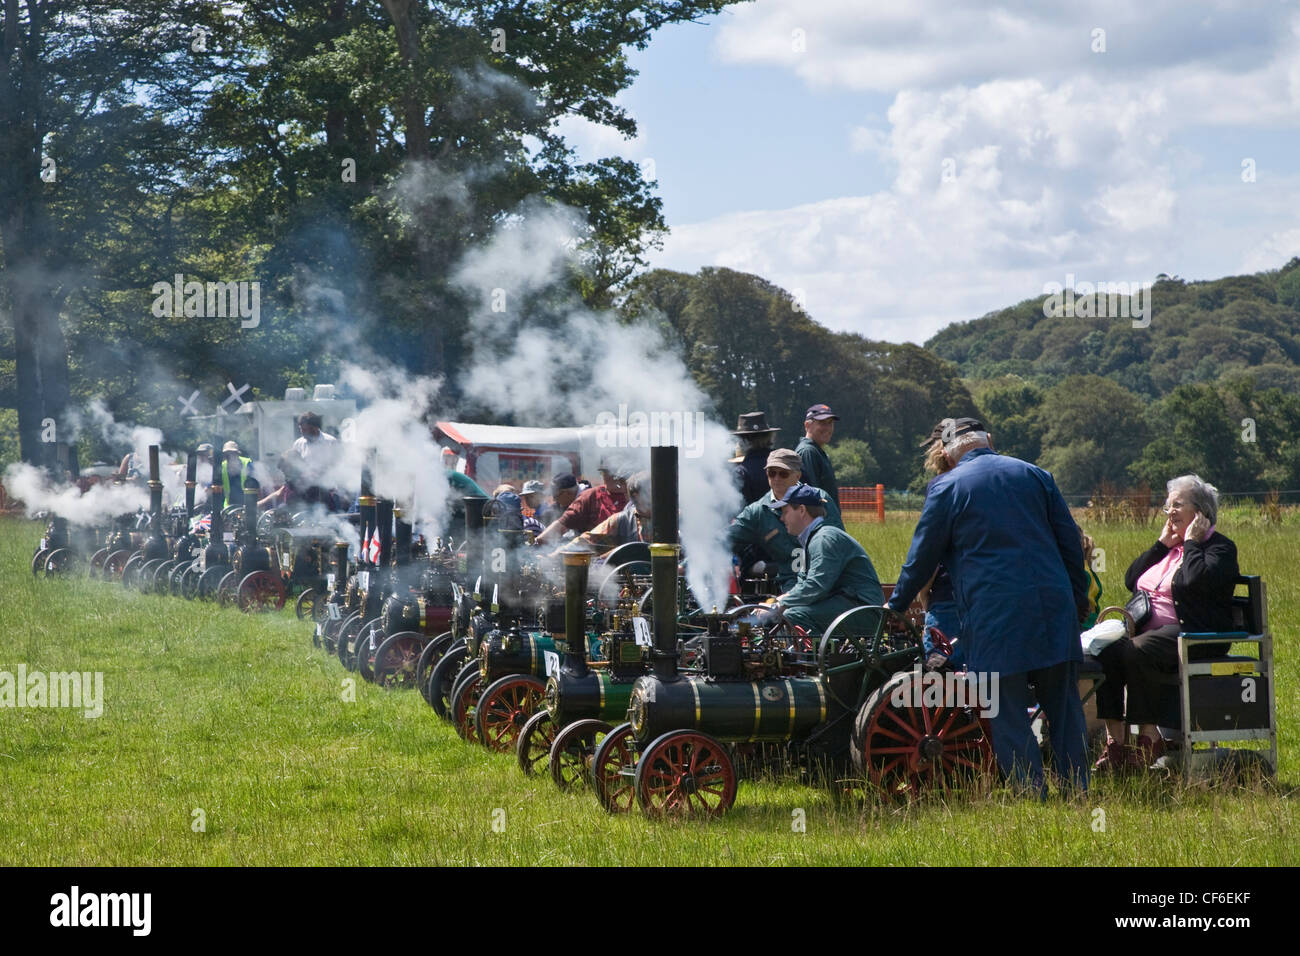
1158;514;1183;548
1185;512;1210;544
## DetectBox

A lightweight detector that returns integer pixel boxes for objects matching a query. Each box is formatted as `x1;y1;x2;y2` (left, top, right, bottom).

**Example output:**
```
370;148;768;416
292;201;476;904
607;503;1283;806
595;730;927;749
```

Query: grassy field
0;512;1295;866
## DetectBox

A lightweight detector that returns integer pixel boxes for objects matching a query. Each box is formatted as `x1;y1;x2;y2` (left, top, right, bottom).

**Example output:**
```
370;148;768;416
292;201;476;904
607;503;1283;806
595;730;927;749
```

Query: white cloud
649;1;1300;342
552;111;649;164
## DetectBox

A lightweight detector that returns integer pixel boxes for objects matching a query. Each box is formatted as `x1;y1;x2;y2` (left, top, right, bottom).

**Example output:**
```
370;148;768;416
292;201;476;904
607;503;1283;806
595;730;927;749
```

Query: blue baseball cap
767;482;824;511
805;403;839;421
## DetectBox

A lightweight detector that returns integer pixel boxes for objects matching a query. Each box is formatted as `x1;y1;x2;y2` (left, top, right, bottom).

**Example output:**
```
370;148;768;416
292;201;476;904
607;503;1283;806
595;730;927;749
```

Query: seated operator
763;483;883;635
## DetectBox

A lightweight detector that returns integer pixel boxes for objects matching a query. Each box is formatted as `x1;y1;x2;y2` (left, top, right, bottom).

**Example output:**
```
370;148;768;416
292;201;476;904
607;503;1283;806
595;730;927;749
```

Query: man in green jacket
767;483;882;635
796;403;840;508
728;448;842;591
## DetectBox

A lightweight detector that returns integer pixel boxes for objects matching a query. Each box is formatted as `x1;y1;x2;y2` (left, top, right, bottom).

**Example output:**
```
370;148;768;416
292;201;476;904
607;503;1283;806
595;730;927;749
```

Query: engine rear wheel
416;632;455;705
356;621;385;682
197;564;228;600
42;549;76;576
475;675;546;752
516;711;556;776
451;670;483;743
428;643;467;718
591;722;638;814
89;548;110;578
634;730;737;817
549;719;613;791
295;588;317;621
121;554;145;589
850;668;995;801
238;571;286;612
104;550;132;580
373;631;427;689
336;612;364;670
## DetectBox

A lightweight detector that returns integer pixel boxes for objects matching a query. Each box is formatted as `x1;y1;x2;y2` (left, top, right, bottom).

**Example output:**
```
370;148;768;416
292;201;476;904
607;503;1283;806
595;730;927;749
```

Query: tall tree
1;0;216;464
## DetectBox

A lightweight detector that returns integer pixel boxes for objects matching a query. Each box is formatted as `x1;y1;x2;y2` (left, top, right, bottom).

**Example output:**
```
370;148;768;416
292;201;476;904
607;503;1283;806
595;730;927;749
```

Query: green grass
0;514;1295;865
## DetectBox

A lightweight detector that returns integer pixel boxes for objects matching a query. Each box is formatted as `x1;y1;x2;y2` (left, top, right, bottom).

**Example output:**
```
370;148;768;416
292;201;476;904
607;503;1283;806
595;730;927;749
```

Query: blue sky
555;0;1300;344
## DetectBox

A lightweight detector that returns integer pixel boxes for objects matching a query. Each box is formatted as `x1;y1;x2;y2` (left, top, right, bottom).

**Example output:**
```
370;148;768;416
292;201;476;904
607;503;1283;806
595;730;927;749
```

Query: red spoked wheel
634;730;737;817
451;671;483;743
88;548;110;578
237;571;286;612
516;711;556;776
850;669;995;801
373;631;427;689
475;675;546;752
549;719;614;791
592;722;638;813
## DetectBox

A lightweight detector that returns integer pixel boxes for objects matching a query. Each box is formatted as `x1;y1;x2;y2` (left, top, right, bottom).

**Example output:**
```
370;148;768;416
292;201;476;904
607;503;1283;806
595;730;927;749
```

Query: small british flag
192;514;212;533
367;528;381;564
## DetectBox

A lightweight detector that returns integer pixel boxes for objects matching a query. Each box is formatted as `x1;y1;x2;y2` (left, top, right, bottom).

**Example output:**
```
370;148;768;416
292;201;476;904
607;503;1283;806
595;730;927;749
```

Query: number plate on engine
632;616;652;647
544;650;560;678
327;604;341;621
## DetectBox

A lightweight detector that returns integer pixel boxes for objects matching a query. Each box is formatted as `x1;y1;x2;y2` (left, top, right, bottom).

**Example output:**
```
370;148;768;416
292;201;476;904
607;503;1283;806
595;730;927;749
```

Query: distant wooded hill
923;261;1300;496
623;261;1300;498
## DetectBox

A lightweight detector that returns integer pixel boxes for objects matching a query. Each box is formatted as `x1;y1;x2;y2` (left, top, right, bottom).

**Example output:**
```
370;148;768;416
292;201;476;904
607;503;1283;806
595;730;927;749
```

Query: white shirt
290;432;340;483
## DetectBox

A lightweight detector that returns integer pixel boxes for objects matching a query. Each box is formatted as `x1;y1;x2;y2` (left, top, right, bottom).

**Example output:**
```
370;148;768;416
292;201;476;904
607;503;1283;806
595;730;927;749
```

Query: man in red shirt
535;461;631;544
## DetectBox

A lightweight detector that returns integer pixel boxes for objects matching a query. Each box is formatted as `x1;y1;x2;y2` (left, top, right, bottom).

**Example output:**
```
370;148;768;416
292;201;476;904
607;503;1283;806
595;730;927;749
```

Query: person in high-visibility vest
219;440;253;510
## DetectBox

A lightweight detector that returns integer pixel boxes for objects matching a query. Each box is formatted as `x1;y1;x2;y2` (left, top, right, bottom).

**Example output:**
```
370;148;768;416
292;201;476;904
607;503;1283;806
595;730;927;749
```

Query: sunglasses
766;468;791;477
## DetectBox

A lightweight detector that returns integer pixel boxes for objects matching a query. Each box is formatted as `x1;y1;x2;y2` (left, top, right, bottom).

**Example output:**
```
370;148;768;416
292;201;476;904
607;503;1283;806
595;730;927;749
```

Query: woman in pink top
1093;475;1239;772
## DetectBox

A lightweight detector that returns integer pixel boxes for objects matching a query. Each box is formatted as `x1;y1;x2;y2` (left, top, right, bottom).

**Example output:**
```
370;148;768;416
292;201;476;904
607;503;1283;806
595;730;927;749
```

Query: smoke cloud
452;204;741;608
2;462;147;524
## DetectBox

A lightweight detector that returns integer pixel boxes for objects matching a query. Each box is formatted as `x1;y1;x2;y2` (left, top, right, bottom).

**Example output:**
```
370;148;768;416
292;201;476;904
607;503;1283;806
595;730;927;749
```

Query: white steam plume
453;205;741;608
299;364;453;536
65;399;190;506
2;463;147;525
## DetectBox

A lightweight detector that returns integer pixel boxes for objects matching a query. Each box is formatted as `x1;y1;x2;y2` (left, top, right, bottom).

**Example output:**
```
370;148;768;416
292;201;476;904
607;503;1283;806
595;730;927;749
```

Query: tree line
4;3;1298;502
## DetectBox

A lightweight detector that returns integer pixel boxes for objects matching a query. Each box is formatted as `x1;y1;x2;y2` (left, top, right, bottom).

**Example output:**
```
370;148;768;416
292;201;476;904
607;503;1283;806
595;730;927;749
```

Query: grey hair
1167;474;1218;526
627;470;650;499
943;430;991;462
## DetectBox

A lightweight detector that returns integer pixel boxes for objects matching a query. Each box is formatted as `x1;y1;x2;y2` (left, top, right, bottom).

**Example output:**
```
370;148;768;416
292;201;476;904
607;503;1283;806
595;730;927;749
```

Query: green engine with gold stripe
478;623;558;684
626;672;830;745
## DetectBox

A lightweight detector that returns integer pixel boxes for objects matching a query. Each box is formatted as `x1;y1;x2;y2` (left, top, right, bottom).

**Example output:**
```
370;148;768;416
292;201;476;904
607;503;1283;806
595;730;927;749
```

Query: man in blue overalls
886;421;1091;797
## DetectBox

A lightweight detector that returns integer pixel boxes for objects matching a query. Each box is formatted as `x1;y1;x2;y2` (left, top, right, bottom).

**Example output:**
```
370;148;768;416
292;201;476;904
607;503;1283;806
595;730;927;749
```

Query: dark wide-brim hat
732;411;781;436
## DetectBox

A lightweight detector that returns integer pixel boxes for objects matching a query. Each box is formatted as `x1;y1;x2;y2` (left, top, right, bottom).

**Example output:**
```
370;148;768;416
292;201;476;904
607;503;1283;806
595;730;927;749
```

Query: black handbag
1124;589;1153;632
